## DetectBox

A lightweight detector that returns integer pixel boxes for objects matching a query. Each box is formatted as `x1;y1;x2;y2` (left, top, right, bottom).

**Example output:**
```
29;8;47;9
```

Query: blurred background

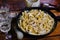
0;0;59;11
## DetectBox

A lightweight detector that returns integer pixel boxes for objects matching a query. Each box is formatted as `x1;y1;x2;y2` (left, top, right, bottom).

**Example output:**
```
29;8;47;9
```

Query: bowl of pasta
16;7;58;37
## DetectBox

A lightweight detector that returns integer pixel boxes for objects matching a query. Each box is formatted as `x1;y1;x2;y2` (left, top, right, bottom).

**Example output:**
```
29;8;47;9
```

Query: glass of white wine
0;6;12;40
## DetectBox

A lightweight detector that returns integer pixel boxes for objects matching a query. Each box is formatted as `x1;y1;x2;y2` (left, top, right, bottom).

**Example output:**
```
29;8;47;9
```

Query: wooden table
0;10;60;40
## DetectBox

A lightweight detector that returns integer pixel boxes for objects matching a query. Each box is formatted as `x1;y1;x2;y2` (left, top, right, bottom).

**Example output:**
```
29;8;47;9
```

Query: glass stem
5;32;12;40
5;32;9;40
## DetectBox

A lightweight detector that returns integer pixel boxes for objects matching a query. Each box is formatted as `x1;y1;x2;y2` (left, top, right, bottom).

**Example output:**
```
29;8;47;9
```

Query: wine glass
0;6;12;40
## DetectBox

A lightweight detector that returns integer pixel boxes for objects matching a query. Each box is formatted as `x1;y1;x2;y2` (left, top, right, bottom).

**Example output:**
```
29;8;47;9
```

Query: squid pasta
18;9;54;35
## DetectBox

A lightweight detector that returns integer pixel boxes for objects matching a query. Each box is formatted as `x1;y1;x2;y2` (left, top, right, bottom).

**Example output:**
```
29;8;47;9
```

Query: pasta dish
18;9;54;35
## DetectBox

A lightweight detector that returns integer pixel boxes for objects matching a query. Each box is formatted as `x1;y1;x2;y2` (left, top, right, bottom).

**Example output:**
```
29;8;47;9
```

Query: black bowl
16;7;57;38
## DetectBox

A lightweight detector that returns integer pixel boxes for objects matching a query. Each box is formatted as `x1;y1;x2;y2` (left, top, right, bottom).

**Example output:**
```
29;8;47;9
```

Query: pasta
18;9;54;35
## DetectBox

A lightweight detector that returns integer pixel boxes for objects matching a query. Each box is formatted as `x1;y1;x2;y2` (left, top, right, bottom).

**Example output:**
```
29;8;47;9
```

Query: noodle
18;9;54;35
